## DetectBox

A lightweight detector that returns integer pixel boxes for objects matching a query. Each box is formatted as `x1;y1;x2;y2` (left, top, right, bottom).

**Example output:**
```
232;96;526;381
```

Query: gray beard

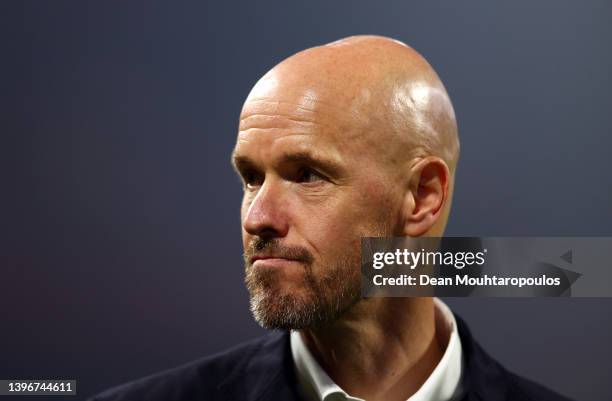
244;203;397;330
244;249;362;330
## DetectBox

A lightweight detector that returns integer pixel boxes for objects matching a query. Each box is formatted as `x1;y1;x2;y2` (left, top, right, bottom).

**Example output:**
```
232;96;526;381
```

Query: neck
300;297;444;401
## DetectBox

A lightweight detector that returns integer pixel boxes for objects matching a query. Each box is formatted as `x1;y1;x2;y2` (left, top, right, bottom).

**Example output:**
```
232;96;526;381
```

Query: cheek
307;182;397;240
295;192;378;254
303;215;359;272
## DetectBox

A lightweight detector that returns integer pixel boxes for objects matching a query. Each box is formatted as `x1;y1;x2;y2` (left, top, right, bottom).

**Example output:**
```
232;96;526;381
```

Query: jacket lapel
456;315;524;401
217;331;304;401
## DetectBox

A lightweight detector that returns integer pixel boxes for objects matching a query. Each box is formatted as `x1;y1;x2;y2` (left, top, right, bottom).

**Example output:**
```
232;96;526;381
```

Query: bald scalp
242;35;460;172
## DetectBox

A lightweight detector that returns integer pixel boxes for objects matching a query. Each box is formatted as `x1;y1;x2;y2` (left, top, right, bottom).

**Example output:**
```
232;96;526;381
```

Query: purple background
1;1;611;400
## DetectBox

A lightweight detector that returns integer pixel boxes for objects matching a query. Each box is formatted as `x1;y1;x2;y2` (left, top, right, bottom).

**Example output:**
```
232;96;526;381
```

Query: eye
242;169;264;189
297;167;326;184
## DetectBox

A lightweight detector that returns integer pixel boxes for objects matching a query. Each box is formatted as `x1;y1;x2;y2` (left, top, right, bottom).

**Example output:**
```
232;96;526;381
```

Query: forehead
235;98;342;164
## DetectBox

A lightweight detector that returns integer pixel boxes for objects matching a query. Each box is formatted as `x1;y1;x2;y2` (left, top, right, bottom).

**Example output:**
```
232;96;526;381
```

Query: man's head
232;35;459;330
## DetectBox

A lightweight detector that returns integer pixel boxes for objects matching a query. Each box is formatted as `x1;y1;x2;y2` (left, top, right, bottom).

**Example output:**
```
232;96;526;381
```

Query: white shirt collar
290;298;464;401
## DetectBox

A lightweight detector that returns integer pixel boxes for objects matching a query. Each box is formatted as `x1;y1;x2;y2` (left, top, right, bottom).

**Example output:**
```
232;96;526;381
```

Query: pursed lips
250;255;302;267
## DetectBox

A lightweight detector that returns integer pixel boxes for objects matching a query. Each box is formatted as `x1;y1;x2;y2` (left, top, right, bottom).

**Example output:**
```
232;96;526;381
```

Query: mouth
251;254;290;263
250;255;303;268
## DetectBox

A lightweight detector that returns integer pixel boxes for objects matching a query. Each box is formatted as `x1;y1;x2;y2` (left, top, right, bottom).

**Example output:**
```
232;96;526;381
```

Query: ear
401;157;450;237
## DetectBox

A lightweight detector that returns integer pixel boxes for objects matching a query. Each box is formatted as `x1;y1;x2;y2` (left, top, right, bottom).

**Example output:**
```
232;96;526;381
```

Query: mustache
244;238;314;266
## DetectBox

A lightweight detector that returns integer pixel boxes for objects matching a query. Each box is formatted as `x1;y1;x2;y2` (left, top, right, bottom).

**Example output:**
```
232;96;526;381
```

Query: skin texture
232;35;459;401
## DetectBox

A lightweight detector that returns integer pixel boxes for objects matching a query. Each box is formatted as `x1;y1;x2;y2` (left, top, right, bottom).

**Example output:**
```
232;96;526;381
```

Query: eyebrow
231;150;345;177
231;153;255;175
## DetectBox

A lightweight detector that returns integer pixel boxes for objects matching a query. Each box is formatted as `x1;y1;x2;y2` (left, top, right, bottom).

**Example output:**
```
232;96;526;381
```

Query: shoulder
87;332;286;401
505;372;574;401
455;314;574;401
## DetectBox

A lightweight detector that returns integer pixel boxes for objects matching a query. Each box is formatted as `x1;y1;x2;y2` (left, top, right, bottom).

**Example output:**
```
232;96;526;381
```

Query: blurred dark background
1;1;611;400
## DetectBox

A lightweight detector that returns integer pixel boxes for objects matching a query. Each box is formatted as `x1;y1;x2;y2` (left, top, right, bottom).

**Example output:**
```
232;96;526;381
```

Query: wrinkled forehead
235;69;387;175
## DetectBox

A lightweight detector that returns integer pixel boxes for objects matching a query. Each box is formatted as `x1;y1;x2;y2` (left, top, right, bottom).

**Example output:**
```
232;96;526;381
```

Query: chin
249;286;322;330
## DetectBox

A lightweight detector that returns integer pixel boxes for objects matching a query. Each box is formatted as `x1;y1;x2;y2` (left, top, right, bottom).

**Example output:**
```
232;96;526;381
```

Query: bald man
90;36;572;401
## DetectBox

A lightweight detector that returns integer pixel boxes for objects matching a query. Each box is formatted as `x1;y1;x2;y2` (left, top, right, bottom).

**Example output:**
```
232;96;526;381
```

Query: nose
242;178;289;239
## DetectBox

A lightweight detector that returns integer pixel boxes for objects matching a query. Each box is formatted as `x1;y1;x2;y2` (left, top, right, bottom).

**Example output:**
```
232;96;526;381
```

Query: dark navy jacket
89;316;573;401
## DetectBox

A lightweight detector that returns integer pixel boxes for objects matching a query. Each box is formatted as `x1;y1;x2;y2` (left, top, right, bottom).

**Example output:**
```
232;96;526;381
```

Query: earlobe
401;157;449;237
